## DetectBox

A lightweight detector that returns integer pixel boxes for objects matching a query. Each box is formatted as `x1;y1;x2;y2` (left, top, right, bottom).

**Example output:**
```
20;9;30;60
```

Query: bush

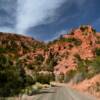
0;65;23;96
36;73;54;84
46;53;58;72
59;37;82;46
58;73;64;83
95;48;100;56
80;25;88;32
74;53;82;61
0;55;34;97
35;54;44;62
64;70;77;83
34;54;44;65
90;56;100;74
24;75;35;86
0;48;6;53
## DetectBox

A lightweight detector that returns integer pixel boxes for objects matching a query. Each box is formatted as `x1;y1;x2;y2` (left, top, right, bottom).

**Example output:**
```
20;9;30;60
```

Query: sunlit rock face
53;25;100;76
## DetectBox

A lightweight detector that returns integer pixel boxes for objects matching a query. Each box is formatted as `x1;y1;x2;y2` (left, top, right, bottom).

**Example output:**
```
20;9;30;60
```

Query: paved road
32;86;97;100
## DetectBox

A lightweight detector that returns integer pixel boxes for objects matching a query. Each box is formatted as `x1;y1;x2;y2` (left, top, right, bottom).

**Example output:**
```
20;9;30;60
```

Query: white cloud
0;27;15;33
16;0;66;34
57;29;68;36
46;29;68;42
0;0;87;37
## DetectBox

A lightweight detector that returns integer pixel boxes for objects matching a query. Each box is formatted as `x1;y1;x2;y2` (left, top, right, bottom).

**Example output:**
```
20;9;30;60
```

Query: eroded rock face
52;25;100;76
0;25;100;78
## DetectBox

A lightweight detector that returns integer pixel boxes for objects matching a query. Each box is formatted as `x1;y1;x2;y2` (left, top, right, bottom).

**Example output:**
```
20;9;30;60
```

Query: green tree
0;55;34;97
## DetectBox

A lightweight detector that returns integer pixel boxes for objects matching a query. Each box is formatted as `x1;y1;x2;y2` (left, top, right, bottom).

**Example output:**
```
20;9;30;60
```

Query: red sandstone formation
53;25;100;76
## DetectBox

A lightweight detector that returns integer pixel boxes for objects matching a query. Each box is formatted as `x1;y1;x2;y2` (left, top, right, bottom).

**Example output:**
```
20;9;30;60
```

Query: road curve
31;86;97;100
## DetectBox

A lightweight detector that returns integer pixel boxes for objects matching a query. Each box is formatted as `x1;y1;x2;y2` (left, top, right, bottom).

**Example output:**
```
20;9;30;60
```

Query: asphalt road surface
32;86;97;100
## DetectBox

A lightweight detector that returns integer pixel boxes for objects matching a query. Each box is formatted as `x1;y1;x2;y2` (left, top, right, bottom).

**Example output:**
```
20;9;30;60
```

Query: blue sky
0;0;100;41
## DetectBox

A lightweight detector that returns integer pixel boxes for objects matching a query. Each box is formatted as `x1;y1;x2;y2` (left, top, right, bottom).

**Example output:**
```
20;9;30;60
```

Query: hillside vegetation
0;25;100;97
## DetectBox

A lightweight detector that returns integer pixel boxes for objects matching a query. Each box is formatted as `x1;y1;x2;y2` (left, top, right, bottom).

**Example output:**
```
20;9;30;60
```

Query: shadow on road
29;88;56;96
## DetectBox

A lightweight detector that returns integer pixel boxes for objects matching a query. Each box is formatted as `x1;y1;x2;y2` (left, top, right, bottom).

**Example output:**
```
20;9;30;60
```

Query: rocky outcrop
52;25;100;76
0;25;100;78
